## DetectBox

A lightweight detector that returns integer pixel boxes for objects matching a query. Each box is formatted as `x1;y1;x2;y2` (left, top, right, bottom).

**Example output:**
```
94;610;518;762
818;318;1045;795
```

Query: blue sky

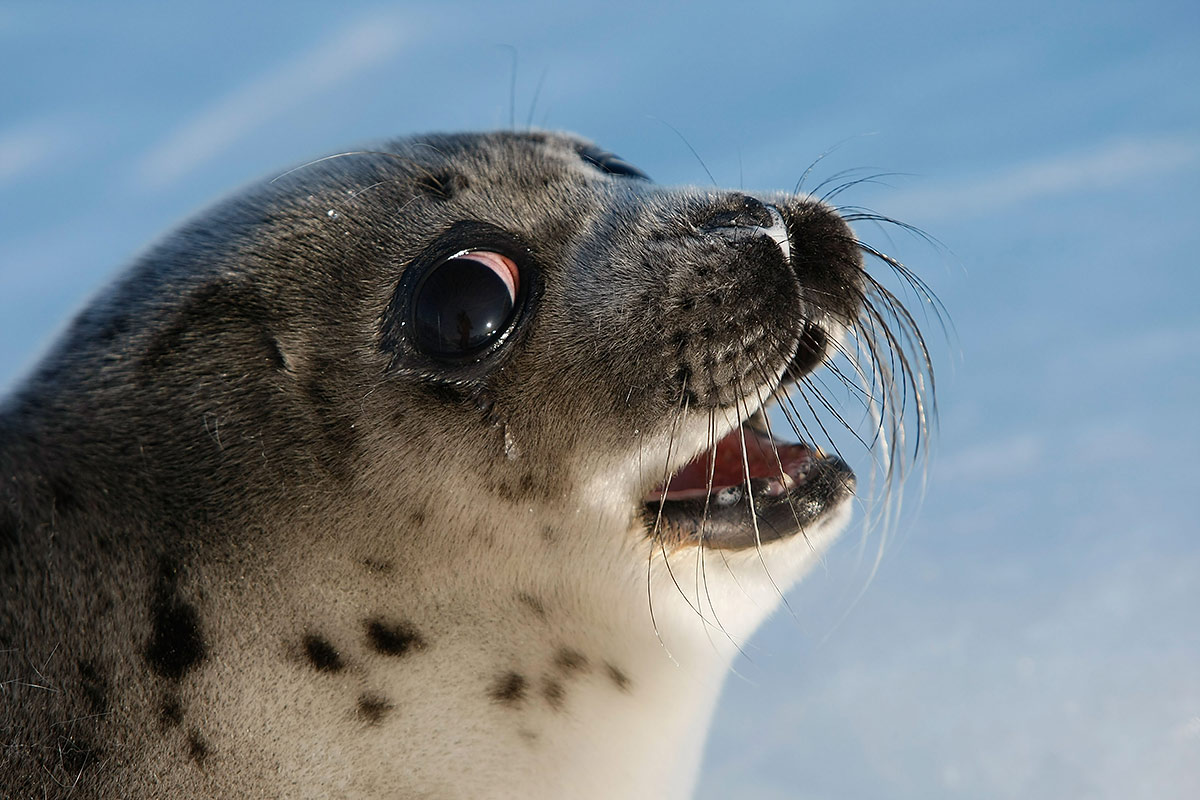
2;2;1198;796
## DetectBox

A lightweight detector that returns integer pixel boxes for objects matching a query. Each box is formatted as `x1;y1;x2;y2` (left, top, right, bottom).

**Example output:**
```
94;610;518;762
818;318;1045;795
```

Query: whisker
501;44;518;130
793;135;876;194
649;117;718;188
837;208;946;251
819;172;910;205
646;379;693;655
744;363;817;627
732;371;793;611
525;68;548;131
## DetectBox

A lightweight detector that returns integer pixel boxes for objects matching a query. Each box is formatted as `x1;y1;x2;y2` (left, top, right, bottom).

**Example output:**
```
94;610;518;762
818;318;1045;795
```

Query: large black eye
411;250;520;358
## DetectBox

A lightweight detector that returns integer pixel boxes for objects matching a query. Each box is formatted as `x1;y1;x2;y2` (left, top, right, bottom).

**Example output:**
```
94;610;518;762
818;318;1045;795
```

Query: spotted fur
0;130;932;798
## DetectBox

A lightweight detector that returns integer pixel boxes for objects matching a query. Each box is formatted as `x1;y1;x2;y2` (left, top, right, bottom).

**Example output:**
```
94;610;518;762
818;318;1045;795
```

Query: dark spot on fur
517;592;546;617
77;659;108;714
356;693;393;725
301;360;361;477
605;663;632;693
58;736;102;775
145;560;206;680
488;466;547;505
490;671;527;705
365;619;425;656
408;508;427;527
0;503;17;553
48;474;80;514
187;729;209;764
415;171;469;201
92;311;131;345
540;524;556;543
140;282;269;377
542;677;565;710
518;728;539;744
554;648;589;675
161;696;183;727
421;382;465;407
264;335;288;372
362;558;394;574
303;634;344;673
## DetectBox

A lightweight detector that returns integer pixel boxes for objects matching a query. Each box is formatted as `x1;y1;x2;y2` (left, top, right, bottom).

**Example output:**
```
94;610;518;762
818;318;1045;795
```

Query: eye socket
410;250;521;359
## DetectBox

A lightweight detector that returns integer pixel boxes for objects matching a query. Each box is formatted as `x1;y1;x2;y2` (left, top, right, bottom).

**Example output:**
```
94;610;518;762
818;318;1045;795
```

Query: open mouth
643;410;855;550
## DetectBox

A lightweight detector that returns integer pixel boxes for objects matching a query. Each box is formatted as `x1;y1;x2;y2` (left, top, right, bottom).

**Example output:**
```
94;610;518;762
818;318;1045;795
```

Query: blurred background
2;2;1197;797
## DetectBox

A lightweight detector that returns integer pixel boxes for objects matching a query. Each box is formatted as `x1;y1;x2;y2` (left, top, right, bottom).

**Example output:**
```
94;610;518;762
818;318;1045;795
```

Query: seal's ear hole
411;251;520;358
414;172;469;201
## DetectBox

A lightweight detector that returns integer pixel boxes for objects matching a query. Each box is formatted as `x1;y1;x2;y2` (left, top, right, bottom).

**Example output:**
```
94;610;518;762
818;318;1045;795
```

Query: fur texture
0;131;913;798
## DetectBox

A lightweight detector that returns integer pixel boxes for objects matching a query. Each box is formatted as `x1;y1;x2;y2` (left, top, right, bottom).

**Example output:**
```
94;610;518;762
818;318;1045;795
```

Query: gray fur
1;131;878;798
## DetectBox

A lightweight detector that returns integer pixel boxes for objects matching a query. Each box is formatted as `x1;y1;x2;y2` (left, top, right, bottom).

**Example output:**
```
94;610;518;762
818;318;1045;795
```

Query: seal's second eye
576;143;651;181
411;250;520;358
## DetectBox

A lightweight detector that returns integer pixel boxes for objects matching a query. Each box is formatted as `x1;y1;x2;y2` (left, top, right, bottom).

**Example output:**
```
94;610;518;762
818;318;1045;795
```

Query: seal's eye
411;250;520;358
576;143;651;181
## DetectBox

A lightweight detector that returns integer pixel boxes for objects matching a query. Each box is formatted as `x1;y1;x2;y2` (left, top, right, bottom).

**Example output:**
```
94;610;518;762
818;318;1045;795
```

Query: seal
0;131;931;798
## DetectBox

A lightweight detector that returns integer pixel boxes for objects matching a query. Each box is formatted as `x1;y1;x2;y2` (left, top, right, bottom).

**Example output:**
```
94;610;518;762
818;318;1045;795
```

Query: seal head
0;131;926;799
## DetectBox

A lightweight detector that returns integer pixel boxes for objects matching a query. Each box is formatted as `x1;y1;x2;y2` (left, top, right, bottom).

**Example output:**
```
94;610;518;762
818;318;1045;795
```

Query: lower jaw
641;417;856;551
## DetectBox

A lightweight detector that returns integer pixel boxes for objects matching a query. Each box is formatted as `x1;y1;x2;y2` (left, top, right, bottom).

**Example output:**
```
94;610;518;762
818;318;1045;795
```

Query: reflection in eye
411;250;520;358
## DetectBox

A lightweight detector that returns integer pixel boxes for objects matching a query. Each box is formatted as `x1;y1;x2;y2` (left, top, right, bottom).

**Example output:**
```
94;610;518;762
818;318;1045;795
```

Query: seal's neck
200;491;808;799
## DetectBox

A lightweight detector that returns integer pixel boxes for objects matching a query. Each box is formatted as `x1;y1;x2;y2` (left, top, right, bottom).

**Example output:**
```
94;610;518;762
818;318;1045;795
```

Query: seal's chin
643;410;855;550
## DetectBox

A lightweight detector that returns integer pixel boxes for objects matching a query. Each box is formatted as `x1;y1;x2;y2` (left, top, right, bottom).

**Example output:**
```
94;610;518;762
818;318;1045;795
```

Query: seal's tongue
646;425;813;502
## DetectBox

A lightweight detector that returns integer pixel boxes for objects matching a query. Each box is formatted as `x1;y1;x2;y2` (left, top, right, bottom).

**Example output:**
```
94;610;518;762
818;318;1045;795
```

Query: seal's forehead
519;131;650;180
386;130;650;182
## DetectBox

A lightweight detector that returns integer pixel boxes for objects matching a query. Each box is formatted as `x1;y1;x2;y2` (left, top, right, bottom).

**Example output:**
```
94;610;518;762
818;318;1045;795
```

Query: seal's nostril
701;194;773;230
698;195;792;266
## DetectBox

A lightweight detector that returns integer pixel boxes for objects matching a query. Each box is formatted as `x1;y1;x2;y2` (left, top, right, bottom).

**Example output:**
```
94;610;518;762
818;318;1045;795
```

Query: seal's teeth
764;478;787;497
713;485;744;507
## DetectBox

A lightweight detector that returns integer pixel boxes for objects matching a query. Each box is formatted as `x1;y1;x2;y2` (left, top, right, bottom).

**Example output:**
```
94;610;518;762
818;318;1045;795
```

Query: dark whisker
502;44;518;130
731;371;792;607
837;208;945;251
651;391;709;620
646;378;695;648
525;67;548;131
650;117;718;188
796;154;873;195
746;356;816;555
819;172;910;205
